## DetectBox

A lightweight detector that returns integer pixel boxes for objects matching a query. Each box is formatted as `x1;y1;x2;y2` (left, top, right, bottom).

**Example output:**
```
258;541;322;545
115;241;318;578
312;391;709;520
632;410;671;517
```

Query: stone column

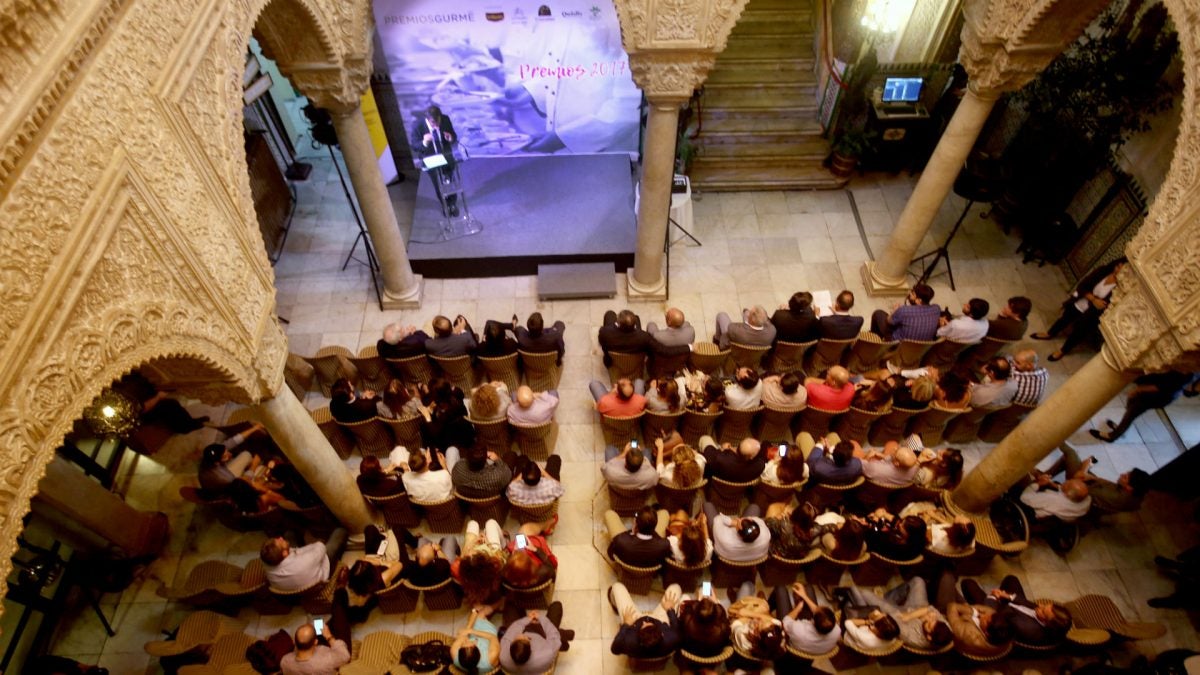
252;387;373;531
861;86;1000;296
330;105;423;308
951;350;1136;512
629;98;685;300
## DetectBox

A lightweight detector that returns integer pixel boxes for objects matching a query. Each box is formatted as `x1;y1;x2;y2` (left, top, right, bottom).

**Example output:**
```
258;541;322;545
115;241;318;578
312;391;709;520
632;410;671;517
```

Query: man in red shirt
592;378;648;416
805;366;854;410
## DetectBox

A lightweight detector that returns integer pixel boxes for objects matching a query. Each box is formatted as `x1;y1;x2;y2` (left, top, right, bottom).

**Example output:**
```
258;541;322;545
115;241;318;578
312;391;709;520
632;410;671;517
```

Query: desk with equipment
868;76;932;173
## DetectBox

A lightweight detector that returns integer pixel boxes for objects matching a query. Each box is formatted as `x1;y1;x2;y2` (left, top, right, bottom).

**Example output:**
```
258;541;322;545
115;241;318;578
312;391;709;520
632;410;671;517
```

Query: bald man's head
666;308;685;328
1014;349;1038;371
738;437;761;459
516;385;534;408
826;366;850;388
894;447;917;469
295;624;317;650
1062;479;1090;502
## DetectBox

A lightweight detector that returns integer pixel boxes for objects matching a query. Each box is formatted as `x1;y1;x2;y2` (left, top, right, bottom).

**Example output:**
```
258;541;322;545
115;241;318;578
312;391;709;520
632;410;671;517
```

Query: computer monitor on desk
882;77;923;103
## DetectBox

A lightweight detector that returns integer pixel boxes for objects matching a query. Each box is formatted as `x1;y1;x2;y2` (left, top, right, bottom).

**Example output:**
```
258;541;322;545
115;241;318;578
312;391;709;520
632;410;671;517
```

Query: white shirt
783;616;841;654
668;535;713;563
843;621;890;650
657;453;706;484
1020;483;1091;522
402;469;454;503
724;381;763;411
937;316;989;343
1074;278;1118;313
761;458;808;485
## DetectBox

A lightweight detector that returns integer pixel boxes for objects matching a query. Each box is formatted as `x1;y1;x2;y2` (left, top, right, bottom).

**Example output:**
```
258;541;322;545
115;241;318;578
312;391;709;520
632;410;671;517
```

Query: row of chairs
608;332;1017;382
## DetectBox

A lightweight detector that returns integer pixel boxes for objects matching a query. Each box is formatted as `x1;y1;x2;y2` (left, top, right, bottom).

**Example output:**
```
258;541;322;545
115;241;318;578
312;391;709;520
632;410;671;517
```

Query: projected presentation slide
373;2;642;157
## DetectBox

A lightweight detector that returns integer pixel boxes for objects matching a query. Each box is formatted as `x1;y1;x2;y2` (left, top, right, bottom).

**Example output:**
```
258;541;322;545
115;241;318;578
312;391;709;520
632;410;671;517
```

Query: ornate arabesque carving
628;52;717;100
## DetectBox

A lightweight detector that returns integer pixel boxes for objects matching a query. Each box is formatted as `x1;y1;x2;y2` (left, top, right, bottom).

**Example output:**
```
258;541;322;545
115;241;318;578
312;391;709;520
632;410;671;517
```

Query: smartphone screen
701;581;712;597
515;534;528;549
312;618;323;633
376;540;389;557
779;444;788;457
630;440;639;449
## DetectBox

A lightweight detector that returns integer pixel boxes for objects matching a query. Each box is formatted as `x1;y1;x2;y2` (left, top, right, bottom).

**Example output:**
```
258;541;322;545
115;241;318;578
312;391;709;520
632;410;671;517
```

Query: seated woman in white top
665;511;713;565
394;447;456;502
656;441;706;488
761;372;807;411
760;442;809;486
723;367;764;411
900;502;977;554
644;378;683;413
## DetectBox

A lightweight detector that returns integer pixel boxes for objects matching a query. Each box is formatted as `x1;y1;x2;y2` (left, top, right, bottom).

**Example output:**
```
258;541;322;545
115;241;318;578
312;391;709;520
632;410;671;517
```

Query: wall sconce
860;0;915;34
83;388;141;437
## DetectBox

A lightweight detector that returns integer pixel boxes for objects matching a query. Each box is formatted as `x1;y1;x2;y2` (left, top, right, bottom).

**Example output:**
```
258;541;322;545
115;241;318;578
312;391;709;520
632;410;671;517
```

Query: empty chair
642;409;684;440
608;351;647;382
608;485;654;517
429;353;476;391
688;341;729;376
478;353;520;390
510;419;556;461
844;332;895;373
284;353;316;401
978;402;1036;442
649;351;689;380
922;339;974;369
364;492;421;529
338;417;395;459
468;416;511;454
303;346;357;397
454;491;509;524
804;337;855;375
706;476;758;515
212;559;268;606
756;404;801;442
600;412;644;447
767;340;815;375
411;494;465;533
795;405;846;438
385;353;434;384
380;414;423;452
945;405;997;443
832;406;888;445
718;406;762;445
655;479;706;515
164;560;251;607
610;555;661;595
907;403;968;446
175;631;256;675
518;350;561;391
350;345;393;391
728;341;771;372
311;406;356;459
888;339;939;370
680;408;721;446
868;405;928;446
144;611;247;659
375;577;419;614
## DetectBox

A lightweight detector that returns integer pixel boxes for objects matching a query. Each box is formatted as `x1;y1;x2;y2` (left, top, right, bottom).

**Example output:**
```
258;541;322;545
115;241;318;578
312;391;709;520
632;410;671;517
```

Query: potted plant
829;130;876;177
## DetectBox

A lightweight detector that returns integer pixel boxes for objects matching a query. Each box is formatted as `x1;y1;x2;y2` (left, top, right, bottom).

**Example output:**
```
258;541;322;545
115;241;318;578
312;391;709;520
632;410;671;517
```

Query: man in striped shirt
1008;350;1048;406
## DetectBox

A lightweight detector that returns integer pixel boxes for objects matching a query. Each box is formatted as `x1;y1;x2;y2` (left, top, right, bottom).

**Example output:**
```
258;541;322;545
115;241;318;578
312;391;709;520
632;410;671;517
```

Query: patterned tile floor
44;154;1200;673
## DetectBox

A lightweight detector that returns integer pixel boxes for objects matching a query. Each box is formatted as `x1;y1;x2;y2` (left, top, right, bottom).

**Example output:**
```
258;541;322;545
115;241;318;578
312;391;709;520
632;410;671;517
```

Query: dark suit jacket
986;317;1027;341
611;613;679;657
818;314;864;340
411;115;456;159
702;445;766;483
771;308;820;343
517;323;567;360
425;332;477;358
377;332;430;359
608;531;671;568
598;325;689;365
330;395;378;424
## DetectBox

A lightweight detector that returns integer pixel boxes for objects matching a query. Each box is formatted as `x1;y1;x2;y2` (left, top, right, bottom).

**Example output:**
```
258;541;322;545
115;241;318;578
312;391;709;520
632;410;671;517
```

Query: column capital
628;52;718;101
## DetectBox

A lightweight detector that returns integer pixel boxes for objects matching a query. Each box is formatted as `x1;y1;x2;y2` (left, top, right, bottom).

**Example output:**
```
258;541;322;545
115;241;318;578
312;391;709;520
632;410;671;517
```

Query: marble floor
44;154;1200;674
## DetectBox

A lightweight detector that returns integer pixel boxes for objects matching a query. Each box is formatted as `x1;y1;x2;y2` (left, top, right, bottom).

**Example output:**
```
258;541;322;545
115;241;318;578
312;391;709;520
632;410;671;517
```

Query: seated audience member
727;582;787;660
453;519;508;606
987;296;1033;341
404;534;457;588
851;376;896;412
961;576;1072;646
771;291;820;343
935;572;1014;658
805;366;855;409
377;322;429;359
775;583;842;654
646;307;696;347
197;422;268;492
807;435;863;484
467;381;510;422
506;455;564;507
356;456;405;498
602;441;659;492
763;501;819;558
761;372;807;410
723;367;764;410
900;503;976;554
701;435;765;483
677;591;731;657
260;529;349;591
656;441;705;488
841;608;901;651
913;447;965;489
970;357;1018;410
937;299;990;344
685;375;726;413
514;312;567;362
378;379;423;419
507;385;560;425
864;511;927;561
1041;443;1150;513
1019;471;1092;522
706;503;770;562
452;608;501;675
329;378;378;424
345;553;404;623
605;506;672;568
395;446;456;502
934;369;972;409
818;290;864;339
820;515;867;561
598;309;688;366
860;443;919;487
714;305;776;349
892;373;937;409
425;314;478;358
762;441;809;486
1009;349;1049;406
421;386;475;453
451;445;513;500
499;603;567;674
590;377;646;416
871;283;941;341
847;577;951;651
501;517;560;589
477;320;519;357
667;512;712;565
280;620;350;675
608;582;681;658
644;378;682;413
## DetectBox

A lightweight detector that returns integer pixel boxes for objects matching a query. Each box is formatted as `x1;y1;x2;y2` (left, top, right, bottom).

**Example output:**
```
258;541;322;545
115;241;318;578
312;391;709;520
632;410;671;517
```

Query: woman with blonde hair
657;442;705;488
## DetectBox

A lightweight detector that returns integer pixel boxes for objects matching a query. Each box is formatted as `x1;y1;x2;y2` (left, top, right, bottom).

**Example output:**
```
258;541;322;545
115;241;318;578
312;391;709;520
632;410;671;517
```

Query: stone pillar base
381;274;424;309
860;261;912;297
627;269;667;301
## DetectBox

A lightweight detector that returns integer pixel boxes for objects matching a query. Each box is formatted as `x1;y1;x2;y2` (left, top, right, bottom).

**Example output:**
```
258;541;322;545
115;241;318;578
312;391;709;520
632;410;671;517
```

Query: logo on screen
562;9;582;17
537;5;551;16
512;7;527;22
486;11;504;21
590;5;601;18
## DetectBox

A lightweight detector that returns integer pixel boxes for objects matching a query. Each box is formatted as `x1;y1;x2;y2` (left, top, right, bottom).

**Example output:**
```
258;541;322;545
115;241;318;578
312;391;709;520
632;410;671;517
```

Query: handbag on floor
399;639;451;672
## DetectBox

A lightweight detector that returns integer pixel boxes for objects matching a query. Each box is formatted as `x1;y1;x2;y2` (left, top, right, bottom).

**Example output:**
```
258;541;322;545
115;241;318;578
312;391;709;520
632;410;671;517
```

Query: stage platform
406;154;637;278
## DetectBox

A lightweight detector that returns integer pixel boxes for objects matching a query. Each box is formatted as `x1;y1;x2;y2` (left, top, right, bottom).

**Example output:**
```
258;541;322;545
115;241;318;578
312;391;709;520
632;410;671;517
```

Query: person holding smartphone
676;582;730;657
608;582;682;658
280;615;350;675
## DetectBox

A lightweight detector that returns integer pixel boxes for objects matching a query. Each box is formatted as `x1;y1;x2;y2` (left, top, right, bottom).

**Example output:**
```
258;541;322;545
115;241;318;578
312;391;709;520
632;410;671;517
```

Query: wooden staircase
689;0;843;191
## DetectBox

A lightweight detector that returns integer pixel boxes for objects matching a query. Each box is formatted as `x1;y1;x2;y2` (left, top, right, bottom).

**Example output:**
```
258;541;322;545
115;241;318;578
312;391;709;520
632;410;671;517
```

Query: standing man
412;105;459;216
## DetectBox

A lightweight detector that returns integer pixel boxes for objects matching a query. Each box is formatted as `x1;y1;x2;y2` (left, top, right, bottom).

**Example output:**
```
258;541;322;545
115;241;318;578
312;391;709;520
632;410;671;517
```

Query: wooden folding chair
804;337;855;375
832;406;887;445
728;341;771;372
338;417;395;458
978;402;1035;442
868;405;927;446
311;406;356;459
756;405;800;442
655;480;706;515
212;560;268;606
945;405;996;443
411;494;465;533
887;339;938;370
600;412;644;447
364;492;421;529
706;476;757;515
384;353;434;384
518;350;561;391
768;340;815;375
907;403;967;446
688;341;729;376
844;332;895;373
608;351;647;382
380;414;422;451
478;353;520;390
350;345;393;391
510;419;557;461
922;338;974;369
430;353;476;391
680;408;721;446
610;555;661;595
642;409;684;441
795;405;846;438
718;405;762;445
468;416;511;454
303;346;357;397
